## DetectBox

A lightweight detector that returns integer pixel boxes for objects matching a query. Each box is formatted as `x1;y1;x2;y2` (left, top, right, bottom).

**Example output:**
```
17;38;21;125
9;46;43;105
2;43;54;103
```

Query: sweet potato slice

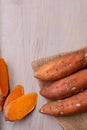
0;59;9;111
4;85;24;109
4;93;38;121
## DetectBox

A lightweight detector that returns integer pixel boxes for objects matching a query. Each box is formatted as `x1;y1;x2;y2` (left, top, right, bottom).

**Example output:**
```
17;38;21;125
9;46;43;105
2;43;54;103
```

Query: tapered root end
39;104;52;115
39;107;46;114
40;88;53;100
34;71;44;80
34;71;40;78
40;88;46;97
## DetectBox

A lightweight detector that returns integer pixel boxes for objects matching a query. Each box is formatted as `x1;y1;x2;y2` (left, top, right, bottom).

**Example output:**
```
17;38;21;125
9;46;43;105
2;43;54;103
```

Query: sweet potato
39;89;87;116
4;85;24;109
40;69;87;100
4;93;38;121
0;59;9;111
32;47;87;71
34;47;87;81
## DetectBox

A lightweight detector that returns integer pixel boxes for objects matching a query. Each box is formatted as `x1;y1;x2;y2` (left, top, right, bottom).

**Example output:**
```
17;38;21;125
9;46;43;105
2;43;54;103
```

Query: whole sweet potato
40;89;87;116
40;69;87;100
34;47;87;81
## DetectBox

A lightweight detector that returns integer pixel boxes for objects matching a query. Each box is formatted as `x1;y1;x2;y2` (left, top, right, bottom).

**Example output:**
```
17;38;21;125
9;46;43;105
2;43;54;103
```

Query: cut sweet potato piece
4;93;38;121
0;59;9;111
4;85;24;109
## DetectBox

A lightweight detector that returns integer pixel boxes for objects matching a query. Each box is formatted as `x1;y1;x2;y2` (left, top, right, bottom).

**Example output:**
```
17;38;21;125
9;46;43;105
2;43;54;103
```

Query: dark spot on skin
66;103;69;107
61;61;64;64
60;104;64;108
73;78;77;82
56;86;59;88
71;103;74;106
56;68;58;72
75;59;84;65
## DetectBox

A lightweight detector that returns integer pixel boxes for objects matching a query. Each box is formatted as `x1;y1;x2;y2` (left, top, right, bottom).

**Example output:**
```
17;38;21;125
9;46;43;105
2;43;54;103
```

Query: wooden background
0;0;87;130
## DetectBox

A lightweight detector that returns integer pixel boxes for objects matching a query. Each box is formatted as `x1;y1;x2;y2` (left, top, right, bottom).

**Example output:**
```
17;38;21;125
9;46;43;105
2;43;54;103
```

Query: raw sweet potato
0;59;9;111
39;89;87;116
32;47;87;71
40;69;87;100
34;47;87;81
4;85;24;109
4;93;38;121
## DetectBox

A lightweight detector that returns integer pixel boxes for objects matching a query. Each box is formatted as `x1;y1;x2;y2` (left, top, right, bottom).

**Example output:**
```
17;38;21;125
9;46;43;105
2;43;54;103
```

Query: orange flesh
0;59;9;96
6;93;37;121
4;85;24;108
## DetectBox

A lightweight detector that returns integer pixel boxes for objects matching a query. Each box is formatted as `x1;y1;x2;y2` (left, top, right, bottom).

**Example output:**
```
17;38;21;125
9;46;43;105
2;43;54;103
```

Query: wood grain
0;0;87;130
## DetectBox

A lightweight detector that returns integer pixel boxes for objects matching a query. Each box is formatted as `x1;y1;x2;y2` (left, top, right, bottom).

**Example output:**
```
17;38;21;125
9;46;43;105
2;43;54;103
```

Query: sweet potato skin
40;69;87;100
34;48;87;81
39;89;87;116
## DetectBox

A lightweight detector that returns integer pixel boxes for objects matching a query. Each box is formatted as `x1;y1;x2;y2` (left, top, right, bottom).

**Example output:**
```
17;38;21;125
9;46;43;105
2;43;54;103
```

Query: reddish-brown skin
40;69;87;100
34;48;87;81
39;89;87;116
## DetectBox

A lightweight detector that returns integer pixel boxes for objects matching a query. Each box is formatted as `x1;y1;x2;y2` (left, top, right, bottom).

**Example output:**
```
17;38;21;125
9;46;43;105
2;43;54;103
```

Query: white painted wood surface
0;0;87;130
